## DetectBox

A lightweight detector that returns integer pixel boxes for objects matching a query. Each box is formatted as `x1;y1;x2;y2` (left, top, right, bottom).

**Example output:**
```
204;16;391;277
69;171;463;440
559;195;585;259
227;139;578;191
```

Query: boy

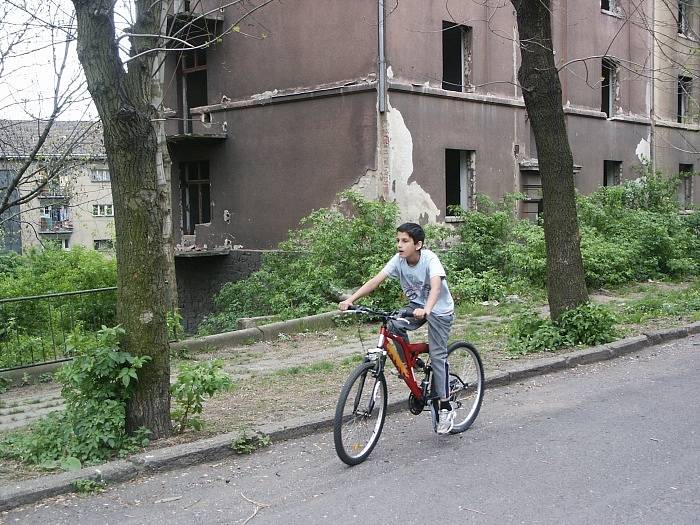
338;222;456;434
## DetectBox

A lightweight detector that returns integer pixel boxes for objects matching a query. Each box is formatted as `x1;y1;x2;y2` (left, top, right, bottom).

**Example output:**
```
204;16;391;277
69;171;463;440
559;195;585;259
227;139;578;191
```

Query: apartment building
0;120;115;253
162;0;698;253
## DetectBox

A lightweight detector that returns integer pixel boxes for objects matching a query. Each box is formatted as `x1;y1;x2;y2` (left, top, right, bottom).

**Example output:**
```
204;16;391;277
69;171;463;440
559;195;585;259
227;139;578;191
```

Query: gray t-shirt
381;248;454;316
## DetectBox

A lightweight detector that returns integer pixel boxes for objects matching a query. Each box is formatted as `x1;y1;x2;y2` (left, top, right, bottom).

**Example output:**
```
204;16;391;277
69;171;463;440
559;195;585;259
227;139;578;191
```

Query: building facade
162;0;699;253
0;121;115;253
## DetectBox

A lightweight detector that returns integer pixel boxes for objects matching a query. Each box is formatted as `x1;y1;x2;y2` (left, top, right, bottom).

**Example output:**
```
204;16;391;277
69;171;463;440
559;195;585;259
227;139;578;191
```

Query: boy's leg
426;313;454;400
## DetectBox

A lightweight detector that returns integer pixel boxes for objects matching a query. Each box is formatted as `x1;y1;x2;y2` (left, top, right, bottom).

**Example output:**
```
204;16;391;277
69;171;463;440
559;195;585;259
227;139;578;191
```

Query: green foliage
0;375;11;393
199;192;402;334
231;429;272;454
166;309;185;341
171;360;234;433
38;372;54;384
72;479;107;495
507;303;617;354
0;326;151;467
620;284;700;324
0;246;116;299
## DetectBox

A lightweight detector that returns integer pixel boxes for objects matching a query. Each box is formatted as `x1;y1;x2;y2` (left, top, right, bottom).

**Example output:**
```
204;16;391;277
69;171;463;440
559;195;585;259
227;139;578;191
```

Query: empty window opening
442;22;473;92
180;161;211;235
601;58;618;117
679;164;694;208
181;49;208;133
604;160;622;187
678;1;689;34
601;0;619;13
678;76;692;123
445;149;475;214
94;239;114;251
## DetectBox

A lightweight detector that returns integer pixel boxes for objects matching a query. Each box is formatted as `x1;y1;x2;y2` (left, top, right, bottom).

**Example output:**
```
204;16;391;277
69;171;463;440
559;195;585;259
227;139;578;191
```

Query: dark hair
396;222;425;246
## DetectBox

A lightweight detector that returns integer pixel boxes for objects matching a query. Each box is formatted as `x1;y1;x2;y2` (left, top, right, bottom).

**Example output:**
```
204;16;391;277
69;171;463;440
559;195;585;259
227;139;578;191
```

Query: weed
38;372;53;384
231;429;272;454
0;376;11;394
20;373;31;387
72;479;106;495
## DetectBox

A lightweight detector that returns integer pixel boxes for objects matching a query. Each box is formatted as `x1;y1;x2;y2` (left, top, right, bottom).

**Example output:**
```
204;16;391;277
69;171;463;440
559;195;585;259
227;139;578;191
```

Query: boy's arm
338;271;388;310
413;275;443;319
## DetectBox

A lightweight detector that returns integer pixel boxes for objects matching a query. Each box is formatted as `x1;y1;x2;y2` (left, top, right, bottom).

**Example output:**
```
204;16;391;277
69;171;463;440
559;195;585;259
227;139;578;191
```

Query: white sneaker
436;408;455;434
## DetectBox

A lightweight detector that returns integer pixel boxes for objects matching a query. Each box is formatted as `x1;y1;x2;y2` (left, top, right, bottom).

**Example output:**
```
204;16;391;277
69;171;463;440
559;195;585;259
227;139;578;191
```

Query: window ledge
600;9;623;19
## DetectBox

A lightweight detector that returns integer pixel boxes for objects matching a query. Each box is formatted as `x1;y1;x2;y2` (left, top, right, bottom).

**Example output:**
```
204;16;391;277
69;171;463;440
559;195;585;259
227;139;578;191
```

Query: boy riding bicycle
338;222;456;434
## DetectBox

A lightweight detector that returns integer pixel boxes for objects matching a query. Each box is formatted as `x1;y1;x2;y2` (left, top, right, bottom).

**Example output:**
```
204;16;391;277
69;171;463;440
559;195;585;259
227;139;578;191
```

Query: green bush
171;360;234;432
507;303;617;354
199;192;403;334
0;326;151;468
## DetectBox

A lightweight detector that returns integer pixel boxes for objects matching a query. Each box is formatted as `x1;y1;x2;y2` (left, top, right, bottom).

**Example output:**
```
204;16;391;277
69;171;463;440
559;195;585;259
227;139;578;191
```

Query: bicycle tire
447;341;484;434
333;361;388;465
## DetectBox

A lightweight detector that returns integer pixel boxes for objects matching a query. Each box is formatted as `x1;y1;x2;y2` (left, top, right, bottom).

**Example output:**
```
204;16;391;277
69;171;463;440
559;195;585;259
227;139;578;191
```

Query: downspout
378;0;387;113
649;0;656;173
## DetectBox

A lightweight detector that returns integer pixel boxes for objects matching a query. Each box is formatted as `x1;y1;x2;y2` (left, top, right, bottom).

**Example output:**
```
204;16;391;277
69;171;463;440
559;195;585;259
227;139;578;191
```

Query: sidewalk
1;319;698;512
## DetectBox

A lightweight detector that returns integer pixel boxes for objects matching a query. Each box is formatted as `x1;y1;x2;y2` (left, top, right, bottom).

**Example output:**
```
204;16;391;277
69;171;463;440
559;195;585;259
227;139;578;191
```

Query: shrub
171;360;234;432
200;192;403;334
0;326;151;468
507;303;617;354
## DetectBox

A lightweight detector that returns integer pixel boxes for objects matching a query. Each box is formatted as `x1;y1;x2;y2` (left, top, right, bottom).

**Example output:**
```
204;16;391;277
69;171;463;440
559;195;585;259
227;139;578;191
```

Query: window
94;239;114;251
442;21;473;92
180;161;211;235
89;169;111;182
180;49;208;133
678;76;692;123
601;0;619;13
601;58;618;117
679;164;694;209
678;1;689;35
445;149;475;214
92;204;114;217
604;160;622;187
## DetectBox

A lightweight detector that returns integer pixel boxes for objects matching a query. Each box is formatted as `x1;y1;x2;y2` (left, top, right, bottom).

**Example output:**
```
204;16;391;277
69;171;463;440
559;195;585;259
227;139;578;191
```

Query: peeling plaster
352;100;441;224
635;137;650;162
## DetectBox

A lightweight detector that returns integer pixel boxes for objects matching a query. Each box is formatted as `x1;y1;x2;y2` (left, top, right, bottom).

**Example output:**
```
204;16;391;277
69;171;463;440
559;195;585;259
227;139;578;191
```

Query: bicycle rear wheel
333;361;387;465
447;341;484;433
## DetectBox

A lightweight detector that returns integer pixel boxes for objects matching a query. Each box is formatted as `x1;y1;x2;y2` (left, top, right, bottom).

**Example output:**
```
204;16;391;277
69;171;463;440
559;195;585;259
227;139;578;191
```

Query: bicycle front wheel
447;341;484;434
333;361;388;465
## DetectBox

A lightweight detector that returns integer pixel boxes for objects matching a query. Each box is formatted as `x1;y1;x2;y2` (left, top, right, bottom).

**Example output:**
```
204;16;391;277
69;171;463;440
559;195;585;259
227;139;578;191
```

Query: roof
0;120;106;160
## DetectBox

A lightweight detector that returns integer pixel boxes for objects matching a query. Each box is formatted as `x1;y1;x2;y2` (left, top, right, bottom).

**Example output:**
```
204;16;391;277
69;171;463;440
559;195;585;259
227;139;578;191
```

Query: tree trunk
510;0;588;320
72;0;172;437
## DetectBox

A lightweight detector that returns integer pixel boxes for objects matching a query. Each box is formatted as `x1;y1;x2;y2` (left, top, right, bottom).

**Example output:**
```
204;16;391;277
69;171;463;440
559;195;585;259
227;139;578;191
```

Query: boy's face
396;231;422;260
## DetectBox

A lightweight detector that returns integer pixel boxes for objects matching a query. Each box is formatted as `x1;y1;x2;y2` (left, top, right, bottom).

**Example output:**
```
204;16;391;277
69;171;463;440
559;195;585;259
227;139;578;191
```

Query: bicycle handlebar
346;305;414;322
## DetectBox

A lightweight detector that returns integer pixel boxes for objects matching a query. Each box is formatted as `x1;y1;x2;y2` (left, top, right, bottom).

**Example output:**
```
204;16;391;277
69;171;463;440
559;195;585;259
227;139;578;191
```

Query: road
3;334;699;524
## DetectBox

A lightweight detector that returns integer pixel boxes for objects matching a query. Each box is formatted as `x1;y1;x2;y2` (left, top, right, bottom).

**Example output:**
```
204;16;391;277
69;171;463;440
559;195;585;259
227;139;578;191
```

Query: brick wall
175;249;267;333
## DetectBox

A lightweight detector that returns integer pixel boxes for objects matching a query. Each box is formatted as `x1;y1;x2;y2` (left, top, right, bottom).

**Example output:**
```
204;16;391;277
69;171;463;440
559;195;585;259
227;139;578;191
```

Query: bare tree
0;0;92;245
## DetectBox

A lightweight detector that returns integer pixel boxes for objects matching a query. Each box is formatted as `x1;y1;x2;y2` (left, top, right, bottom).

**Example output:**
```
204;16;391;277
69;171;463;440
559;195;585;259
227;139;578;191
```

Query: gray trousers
388;309;454;399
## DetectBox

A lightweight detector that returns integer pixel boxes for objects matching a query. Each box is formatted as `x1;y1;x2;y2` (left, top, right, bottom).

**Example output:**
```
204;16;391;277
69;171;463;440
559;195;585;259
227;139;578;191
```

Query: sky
0;0;134;121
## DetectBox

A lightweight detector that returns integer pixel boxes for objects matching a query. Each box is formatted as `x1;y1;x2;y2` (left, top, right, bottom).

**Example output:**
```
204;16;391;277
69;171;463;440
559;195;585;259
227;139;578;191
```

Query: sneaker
436;408;455;434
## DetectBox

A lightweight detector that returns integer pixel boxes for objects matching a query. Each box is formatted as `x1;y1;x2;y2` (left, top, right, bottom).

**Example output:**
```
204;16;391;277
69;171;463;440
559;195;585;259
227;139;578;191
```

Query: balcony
39;218;73;235
165;111;228;145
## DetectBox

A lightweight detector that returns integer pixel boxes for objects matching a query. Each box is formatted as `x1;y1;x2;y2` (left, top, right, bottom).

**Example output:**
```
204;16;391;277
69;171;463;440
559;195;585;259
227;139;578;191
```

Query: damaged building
163;0;700;329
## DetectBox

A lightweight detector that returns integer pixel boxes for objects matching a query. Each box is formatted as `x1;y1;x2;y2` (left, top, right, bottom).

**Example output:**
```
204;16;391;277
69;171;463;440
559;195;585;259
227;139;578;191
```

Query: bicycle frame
374;323;429;401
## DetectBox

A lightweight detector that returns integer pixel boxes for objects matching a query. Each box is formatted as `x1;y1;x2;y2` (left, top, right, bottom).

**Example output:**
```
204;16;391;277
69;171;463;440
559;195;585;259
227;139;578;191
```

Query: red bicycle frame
379;324;429;399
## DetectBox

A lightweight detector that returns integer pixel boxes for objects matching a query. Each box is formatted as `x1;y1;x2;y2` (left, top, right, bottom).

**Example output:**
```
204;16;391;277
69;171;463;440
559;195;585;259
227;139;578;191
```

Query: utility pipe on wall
378;0;387;113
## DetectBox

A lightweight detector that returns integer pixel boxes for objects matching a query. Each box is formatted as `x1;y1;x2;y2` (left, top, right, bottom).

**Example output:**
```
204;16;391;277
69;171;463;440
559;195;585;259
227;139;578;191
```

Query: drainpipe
649;0;656;174
378;0;387;113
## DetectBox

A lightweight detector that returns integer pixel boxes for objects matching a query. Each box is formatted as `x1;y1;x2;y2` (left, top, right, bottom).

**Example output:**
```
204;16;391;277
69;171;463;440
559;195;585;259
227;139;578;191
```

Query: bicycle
333;305;485;465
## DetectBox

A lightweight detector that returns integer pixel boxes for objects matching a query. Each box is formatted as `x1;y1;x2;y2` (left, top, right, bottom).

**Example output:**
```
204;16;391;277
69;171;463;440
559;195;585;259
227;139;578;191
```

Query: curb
2;321;699;512
170;311;341;352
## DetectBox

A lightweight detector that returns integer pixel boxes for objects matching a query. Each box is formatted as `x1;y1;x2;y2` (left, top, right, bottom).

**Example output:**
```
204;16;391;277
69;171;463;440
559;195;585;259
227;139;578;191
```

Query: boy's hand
338;300;353;311
413;308;429;319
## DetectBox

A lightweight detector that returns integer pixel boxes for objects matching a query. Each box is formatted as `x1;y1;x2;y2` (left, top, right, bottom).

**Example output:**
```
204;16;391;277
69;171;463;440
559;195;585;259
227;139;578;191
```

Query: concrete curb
2;323;699;512
170;311;341;352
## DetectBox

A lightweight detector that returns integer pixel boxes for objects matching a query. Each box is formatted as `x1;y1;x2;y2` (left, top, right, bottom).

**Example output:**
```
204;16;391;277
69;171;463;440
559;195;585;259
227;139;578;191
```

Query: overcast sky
0;0;134;121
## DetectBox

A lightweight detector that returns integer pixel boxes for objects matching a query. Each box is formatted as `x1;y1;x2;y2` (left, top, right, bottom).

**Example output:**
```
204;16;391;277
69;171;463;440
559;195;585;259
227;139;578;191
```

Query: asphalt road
4;334;699;525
